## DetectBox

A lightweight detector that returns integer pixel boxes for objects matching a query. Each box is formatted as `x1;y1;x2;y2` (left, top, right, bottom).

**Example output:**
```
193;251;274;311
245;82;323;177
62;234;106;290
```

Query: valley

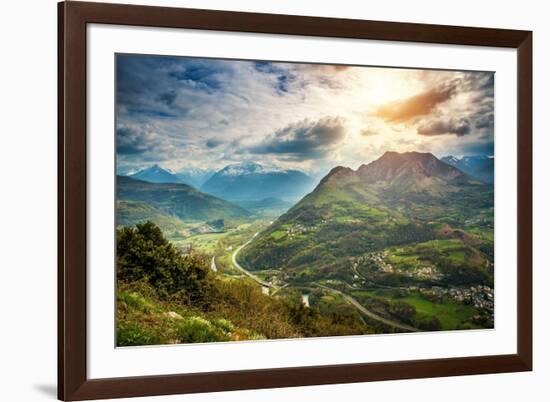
116;151;495;344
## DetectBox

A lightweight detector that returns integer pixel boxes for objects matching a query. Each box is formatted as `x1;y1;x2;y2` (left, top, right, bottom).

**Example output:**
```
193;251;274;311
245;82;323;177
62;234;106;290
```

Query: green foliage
416;316;443;331
388;301;416;325
116;200;190;238
117;221;212;301
116;222;374;346
116;277;372;346
173;316;229;343
438;262;491;286
117;322;162;346
211;318;235;333
208;278;300;339
117;282;264;346
117;290;156;314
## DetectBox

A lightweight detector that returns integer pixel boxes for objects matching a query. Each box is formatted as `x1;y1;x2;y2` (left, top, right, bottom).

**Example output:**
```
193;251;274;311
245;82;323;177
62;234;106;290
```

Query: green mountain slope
117;176;250;222
240;152;493;287
117;200;191;237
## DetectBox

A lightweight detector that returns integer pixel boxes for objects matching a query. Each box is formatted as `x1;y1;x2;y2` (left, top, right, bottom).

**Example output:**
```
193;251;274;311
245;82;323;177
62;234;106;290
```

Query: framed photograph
58;1;532;400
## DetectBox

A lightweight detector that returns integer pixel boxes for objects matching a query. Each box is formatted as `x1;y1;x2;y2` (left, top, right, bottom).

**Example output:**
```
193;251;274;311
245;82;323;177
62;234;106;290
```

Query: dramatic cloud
117;126;155;155
116;124;184;161
449;72;494;138
167;62;227;94
115;54;494;174
248;117;346;159
374;83;457;122
417;117;471;137
475;113;494;129
205;138;223;148
157;90;177;106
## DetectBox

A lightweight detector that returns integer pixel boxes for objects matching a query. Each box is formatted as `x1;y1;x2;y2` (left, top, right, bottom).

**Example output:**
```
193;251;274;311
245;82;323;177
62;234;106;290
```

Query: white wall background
0;0;546;401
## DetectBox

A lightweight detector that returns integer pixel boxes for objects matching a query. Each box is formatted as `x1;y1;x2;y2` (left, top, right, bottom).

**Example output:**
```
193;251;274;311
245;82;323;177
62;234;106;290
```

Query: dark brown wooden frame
58;1;532;400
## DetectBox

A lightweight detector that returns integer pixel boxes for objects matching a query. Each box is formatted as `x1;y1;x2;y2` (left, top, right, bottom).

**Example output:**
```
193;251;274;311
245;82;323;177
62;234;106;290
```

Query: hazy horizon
119;151;493;179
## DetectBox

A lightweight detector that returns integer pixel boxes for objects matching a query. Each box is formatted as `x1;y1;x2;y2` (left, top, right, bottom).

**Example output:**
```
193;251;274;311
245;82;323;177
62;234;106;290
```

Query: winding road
319;285;419;332
210;256;217;272
230;233;418;332
231;232;273;288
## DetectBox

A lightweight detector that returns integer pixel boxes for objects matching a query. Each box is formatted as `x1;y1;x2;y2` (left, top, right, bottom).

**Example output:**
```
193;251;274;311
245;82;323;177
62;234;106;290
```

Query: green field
270;230;286;240
352;289;480;330
398;293;477;329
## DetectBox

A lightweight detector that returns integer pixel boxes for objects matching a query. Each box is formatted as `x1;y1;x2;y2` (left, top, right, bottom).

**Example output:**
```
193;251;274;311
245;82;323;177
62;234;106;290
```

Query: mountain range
200;162;315;202
322;151;477;195
441;155;494;184
129;164;183;184
129;164;215;188
127;162;315;204
175;167;216;188
240;151;493;283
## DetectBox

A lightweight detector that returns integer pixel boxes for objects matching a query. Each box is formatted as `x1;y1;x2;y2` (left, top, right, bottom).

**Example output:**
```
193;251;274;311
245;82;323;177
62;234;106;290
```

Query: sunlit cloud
417;117;471;137
116;54;494;174
374;83;457;123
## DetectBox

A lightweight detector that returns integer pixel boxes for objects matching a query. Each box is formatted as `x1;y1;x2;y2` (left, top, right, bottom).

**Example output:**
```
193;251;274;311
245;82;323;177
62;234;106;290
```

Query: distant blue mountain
200;162;315;202
129;164;187;185
441;155;494;184
175;167;215;188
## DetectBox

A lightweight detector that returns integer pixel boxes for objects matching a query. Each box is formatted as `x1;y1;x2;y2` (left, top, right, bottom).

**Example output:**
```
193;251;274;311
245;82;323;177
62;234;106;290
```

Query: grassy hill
240;152;494;288
117;175;250;222
116;200;191;238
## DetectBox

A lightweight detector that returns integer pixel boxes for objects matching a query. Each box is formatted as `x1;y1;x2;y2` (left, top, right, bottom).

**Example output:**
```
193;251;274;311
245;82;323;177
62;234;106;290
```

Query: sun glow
116;54;494;175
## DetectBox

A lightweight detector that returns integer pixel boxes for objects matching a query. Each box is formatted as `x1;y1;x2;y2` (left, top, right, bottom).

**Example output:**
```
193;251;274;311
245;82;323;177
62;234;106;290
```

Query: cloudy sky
116;54;494;175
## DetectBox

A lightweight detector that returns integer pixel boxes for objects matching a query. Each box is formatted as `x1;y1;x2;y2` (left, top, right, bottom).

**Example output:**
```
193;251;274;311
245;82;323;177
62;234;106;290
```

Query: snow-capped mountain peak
441;155;494;184
128;164;183;184
218;162;288;176
201;162;315;201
